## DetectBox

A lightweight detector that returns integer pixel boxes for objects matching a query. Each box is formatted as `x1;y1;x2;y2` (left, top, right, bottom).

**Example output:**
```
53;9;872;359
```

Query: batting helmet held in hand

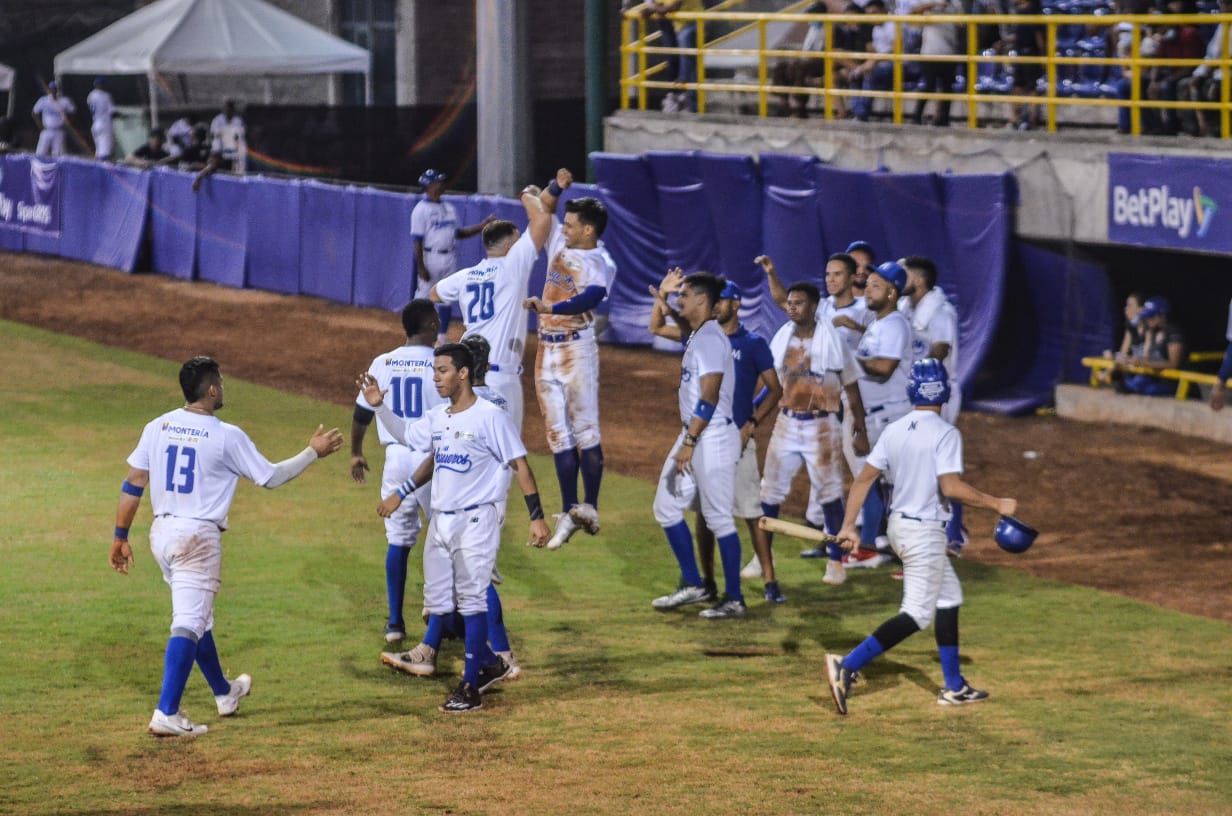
419;168;446;188
460;333;491;382
994;515;1037;553
907;357;951;406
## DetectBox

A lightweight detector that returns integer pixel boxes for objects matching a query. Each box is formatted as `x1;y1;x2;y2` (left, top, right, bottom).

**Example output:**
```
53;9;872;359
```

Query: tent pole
365;70;373;107
148;72;158;128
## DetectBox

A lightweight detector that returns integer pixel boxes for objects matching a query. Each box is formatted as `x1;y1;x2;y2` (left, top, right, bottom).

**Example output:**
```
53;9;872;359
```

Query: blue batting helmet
906;357;951;406
419;168;446;188
994;515;1037;554
719;280;742;301
1138;297;1169;320
872;261;908;295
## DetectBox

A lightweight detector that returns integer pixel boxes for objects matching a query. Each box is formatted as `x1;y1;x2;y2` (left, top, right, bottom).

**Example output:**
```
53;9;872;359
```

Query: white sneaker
215;673;252;717
651;584;711;610
740;556;763;579
496;650;522;681
381;643;436;677
547;513;578;550
490;566;504;584
875;535;890;552
568;502;601;535
822;560;847;586
149;709;208;737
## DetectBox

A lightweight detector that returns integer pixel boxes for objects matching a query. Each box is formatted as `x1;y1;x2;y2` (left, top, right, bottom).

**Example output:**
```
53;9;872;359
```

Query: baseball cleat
824;653;856;716
439;681;482;713
496;650;522;681
740;555;763;579
699;596;748;619
891;568;904;580
490;566;504;584
568;503;601;535
215;673;252;717
822;560;847;585
381;643;437;677
149;709;208;737
800;546;827;559
651;583;711;610
546;513;578;550
845;548;893;569
476;656;513;693
938;683;990;706
763;580;787;605
384;622;406;643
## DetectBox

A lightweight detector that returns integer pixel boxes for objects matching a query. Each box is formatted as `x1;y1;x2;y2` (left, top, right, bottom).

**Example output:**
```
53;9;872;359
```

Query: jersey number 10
389;376;424;419
466;281;495;322
164;445;197;494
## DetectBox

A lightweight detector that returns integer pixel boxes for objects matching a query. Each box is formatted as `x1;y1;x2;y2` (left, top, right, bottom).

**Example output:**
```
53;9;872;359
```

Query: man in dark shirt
1123;297;1186;396
126;128;172;167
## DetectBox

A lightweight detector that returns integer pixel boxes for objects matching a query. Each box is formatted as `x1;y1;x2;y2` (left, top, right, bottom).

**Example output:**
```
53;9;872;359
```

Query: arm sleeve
374;402;410;446
404;415;433;453
353;404;375;425
225;427;278;487
264;447;319;489
550;284;607;315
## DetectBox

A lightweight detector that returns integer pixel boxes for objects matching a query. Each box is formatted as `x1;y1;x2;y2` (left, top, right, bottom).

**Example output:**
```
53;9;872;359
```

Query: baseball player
350;300;448;644
412;168;495;341
845;240;876;298
377;333;522;681
650;273;747;617
32;81;75;157
753;260;868;588
523;174;615;550
898;255;966;553
109;356;343;737
850;261;915;562
208;100;246;173
86;78;116;160
649;271;785;603
430;180;553;431
372;343;551;712
824;358;1017;715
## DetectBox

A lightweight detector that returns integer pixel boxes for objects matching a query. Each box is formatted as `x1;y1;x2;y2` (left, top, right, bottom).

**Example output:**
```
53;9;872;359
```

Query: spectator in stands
1144;0;1205;135
126;127;172;168
646;0;704;113
1004;0;1044;130
1098;291;1145;385
1122;297;1186;396
912;0;964;126
773;3;865;118
178;123;212;170
1178;0;1229;137
165;113;200;159
1209;298;1232;411
850;0;896;121
32;80;76;157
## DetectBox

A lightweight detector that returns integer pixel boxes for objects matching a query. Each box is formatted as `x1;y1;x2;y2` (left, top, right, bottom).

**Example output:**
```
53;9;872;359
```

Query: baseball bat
758;516;837;543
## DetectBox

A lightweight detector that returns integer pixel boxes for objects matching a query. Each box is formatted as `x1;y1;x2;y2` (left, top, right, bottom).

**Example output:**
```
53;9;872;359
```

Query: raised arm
539;167;573;213
264;424;343;488
755;255;790;311
520;184;552;251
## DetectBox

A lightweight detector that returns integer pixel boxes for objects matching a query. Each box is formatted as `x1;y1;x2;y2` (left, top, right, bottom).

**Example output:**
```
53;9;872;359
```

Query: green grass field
2;318;1230;816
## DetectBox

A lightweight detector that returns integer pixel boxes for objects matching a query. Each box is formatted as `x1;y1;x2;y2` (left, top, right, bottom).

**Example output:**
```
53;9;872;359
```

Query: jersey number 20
164;445;196;494
465;282;495;322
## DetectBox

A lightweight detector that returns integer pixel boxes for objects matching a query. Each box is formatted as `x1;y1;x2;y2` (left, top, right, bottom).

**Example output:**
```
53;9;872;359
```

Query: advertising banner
1109;153;1227;253
0;155;61;236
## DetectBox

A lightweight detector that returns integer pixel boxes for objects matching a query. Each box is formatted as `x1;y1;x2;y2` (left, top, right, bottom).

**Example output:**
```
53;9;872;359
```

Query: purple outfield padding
195;174;248;289
299;180;356;304
149;168;197;280
759;153;825;325
353;185;413;310
246;176;302;296
60;159;150;272
696;152;770;339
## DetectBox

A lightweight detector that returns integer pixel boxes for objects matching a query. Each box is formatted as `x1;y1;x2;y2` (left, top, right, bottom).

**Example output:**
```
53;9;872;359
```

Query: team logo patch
917;381;947;401
455;431;476;441
435;448;473;474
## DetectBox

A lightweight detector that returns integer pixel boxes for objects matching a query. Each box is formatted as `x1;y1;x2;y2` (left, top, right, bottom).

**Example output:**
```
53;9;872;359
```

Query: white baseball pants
414;252;456;300
759;412;844;526
381;444;428;548
534;331;601;453
92;122;113;160
422;503;501;617
35;129;65;157
486;369;525;433
653;424;740;538
887;513;963;630
733;437;762;519
150;516;221;639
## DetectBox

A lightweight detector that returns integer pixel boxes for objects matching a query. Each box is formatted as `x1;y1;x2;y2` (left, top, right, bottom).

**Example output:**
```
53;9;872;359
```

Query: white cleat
651;584;712;610
547;512;579;550
740;551;775;579
215;673;252;717
496;650;522;681
568;503;601;535
149;709;208;738
381;643;437;677
822;560;848;586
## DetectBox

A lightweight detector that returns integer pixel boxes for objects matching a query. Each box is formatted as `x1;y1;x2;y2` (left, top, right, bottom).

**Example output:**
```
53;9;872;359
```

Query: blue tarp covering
0;151;1110;414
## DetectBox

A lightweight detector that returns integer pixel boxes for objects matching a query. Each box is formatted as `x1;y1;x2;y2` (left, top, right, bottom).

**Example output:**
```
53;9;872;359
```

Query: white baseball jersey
678;319;735;428
166;118;193;156
209;113;246;161
539;217;616;333
405;399;527;512
356;344;445;447
899;287;959;379
856;311;913;410
33;95;74;129
474;384;510;414
867;409;962;521
410;199;460;257
127;408;277;530
434;229;537;371
87;89;114;128
820;296;874;354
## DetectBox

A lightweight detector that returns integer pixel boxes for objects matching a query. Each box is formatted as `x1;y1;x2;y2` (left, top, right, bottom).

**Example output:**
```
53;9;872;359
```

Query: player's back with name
868;409;961;521
128;408;276;529
436;230;538;367
408;400;527;510
360;345;442;447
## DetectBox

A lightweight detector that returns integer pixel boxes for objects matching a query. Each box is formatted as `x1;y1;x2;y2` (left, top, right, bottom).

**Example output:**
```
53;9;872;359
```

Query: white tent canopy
54;0;371;121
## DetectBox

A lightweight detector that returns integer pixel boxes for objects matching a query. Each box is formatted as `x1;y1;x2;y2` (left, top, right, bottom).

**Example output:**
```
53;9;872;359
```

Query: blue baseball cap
93;77;107;86
47;80;58;91
419;169;446;187
871;261;908;295
1139;297;1169;319
846;240;875;259
719;280;742;301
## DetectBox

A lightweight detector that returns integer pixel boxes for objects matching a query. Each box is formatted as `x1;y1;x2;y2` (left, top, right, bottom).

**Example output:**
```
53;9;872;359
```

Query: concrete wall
604;109;1231;248
1056;384;1232;445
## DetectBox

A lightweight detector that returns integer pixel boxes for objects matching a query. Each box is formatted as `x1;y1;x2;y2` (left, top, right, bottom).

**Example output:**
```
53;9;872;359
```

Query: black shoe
439;681;482;713
384;622;406;643
703;578;719;601
476;657;512;693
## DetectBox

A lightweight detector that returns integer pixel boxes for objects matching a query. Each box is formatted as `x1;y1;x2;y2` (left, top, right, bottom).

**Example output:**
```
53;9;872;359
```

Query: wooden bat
758;516;837;543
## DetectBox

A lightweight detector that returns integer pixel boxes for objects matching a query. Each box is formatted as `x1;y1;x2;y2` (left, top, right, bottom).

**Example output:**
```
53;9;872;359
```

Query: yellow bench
1081;353;1230;401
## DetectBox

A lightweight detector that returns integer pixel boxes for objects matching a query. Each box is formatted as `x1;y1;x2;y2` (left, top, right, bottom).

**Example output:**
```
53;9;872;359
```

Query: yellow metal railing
620;6;1232;138
1082;354;1230;399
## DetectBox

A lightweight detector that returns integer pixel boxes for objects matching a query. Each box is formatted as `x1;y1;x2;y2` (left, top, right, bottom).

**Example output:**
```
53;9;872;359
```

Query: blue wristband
120;480;144;497
693;399;716;422
114;526;129;541
547;179;562;197
396;479;418;500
